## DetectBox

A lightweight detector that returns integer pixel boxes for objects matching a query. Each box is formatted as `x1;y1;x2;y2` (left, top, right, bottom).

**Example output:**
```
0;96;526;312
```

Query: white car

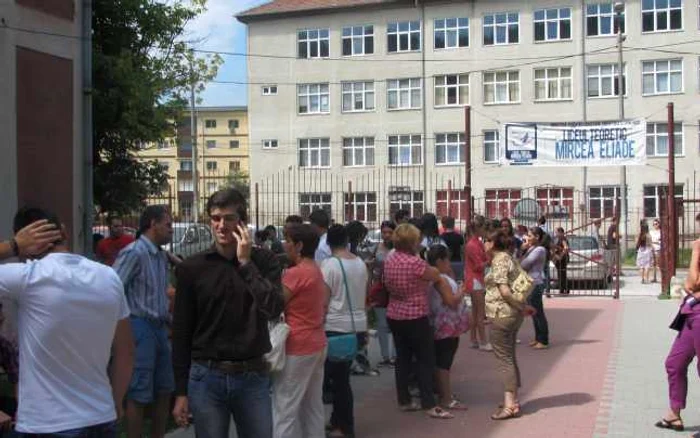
550;235;612;289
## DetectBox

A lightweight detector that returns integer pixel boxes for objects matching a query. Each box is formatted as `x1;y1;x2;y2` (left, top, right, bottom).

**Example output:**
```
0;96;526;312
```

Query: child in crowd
427;245;470;410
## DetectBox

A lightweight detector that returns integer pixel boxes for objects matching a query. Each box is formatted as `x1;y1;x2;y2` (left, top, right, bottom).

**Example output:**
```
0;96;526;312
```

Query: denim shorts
127;316;175;404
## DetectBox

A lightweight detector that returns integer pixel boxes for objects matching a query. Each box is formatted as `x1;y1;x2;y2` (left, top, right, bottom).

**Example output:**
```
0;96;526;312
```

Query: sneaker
479;343;493;352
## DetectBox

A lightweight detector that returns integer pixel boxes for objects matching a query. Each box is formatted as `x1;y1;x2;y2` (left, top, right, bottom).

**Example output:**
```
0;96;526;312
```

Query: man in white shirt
0;207;133;437
310;209;332;263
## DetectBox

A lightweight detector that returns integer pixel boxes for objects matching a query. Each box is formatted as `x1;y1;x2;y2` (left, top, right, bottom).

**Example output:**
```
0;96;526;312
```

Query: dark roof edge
236;1;408;24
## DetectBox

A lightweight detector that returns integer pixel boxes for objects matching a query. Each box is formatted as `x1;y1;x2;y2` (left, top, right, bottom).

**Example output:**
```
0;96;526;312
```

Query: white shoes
479;343;493;352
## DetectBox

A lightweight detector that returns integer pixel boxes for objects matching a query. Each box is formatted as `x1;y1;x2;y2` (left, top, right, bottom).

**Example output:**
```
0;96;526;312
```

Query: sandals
491;405;521;420
442;399;468;410
426;406;454;419
655;418;684;432
528;340;538;347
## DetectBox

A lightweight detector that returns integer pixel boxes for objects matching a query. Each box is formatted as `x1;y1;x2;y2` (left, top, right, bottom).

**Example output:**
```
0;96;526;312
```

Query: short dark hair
486;229;511;252
538;215;547;226
426;245;450;266
284;224;320;258
394;209;410;224
138;205;170;236
309;209;330;229
13;207;61;236
264;225;278;237
326;224;348;249
345;221;368;245
408;217;423;230
380;220;396;231
206;189;248;222
285;215;304;225
441;216;455;229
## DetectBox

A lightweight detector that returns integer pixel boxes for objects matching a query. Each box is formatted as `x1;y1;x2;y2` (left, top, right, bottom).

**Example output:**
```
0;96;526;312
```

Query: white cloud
185;0;268;51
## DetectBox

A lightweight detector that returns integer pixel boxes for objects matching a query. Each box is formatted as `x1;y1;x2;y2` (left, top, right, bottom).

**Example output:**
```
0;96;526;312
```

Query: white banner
500;119;647;167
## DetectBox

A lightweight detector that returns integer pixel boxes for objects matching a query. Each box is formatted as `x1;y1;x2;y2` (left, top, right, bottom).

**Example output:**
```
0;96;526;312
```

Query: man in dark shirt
440;216;464;262
171;189;284;438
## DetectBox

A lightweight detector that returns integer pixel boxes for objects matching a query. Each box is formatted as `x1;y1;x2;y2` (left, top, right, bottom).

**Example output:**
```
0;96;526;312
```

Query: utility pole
667;103;677;277
615;1;628;257
189;64;199;222
465;106;472;222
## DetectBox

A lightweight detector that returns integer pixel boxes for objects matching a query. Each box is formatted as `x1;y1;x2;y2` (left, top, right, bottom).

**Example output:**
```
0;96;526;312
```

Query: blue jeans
188;362;272;438
18;421;116;438
128;316;175;404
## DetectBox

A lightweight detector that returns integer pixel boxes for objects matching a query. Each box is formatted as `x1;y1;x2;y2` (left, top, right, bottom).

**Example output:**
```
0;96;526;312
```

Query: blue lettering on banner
555;140;596;160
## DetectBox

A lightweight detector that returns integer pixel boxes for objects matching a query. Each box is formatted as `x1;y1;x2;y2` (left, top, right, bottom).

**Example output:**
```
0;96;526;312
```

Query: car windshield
172;225;189;243
568;236;598;251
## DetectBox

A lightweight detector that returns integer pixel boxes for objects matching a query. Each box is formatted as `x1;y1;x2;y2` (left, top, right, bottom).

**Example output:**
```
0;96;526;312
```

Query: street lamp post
615;1;628;257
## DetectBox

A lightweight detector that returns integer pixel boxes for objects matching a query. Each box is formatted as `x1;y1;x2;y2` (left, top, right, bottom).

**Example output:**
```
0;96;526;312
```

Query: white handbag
265;318;290;373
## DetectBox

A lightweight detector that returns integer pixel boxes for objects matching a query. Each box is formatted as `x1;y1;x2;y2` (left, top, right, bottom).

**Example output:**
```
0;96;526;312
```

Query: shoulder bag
509;257;535;303
327;257;359;362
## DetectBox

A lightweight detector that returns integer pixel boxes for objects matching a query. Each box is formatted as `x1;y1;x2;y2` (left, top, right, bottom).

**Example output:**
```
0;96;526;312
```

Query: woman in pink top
464;216;491;351
273;224;328;438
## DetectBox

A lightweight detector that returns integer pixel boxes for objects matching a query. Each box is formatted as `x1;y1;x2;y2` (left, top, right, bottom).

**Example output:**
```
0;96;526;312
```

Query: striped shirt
113;235;170;322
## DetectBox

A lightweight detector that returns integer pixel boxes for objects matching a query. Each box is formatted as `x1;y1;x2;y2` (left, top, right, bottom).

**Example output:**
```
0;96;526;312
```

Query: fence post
667;102;677;277
614;203;621;299
660;193;671;298
255;182;259;231
464;106;472;223
347;181;353;223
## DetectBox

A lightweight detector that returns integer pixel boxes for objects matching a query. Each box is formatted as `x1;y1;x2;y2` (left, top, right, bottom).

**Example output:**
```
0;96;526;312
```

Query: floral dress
429;274;469;340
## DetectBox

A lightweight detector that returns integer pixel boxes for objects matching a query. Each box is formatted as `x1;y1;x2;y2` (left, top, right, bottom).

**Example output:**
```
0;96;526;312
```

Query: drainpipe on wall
82;0;93;256
580;0;588;215
418;0;428;206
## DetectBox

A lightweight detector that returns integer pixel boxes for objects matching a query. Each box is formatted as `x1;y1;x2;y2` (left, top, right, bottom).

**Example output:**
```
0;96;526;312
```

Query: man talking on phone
172;188;284;438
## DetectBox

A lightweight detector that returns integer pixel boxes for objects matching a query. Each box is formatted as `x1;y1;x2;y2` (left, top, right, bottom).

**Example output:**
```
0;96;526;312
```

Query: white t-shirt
315;233;332;264
650;229;661;251
322;256;368;333
0;253;130;433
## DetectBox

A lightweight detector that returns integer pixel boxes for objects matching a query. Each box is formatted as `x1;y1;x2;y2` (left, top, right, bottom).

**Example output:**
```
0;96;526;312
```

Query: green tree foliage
93;0;222;215
222;170;251;201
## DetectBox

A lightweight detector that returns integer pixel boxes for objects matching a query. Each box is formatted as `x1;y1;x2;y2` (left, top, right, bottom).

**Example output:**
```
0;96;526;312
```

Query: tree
222;170;251;201
92;0;222;215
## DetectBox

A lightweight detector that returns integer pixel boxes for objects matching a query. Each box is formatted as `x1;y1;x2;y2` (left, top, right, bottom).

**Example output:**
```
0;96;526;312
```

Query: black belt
195;357;269;375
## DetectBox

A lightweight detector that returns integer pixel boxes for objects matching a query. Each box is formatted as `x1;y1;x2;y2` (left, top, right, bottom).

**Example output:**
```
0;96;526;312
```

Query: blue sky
186;0;269;107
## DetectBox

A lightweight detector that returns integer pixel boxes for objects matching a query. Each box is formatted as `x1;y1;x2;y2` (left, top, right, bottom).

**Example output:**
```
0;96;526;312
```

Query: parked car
357;229;381;260
164;223;214;259
92;225;137;239
550;235;612;289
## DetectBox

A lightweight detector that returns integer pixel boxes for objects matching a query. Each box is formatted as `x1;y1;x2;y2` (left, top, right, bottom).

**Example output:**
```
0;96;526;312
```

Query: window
646;122;683;156
536;187;574;218
342;81;375;112
643;184;683;217
158;162;170;172
388;134;422;166
485;189;522;218
205;119;216;129
534;8;572;41
298;84;330;114
179;200;193;219
642;0;683;32
483;12;519;45
262;85;278;95
342;25;374;56
587;64;626;98
229;140;240;149
642;59;683;95
299;193;332;219
387;21;421;52
389;187;424;217
483;71;520;104
298;28;330;58
588;186;620;219
586;3;625;36
484;130;500;163
206;140;216;149
434;18;469;49
206;182;218;194
434;74;469;107
344;192;377;222
178;178;193;191
535;67;572;100
436;190;468;221
262;139;278;149
228;119;239;130
180;161;193;171
435;133;465;165
387;78;422;110
229;161;241;172
343;137;375;167
298;138;331;168
206;161;217;171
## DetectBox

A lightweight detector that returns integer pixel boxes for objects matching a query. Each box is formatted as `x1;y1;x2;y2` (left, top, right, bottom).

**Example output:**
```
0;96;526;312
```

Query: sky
185;0;269;107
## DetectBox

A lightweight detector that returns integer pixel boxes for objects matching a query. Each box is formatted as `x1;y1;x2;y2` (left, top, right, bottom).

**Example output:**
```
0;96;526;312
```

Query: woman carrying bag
322;225;368;438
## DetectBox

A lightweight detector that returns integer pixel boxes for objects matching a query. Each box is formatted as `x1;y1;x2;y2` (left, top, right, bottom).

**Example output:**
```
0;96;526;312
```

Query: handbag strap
334;256;357;334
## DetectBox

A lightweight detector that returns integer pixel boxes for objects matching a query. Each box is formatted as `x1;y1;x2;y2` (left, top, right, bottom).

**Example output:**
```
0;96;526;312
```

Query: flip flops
655;418;684;432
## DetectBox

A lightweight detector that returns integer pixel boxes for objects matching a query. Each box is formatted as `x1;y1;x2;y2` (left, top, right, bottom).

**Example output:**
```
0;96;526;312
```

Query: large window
483;12;519;45
436;189;468;221
484;130;500;163
483;71;520;104
387;21;421;52
642;59;683;95
434;17;469;49
344;192;377;222
342;81;375;112
646;122;683;156
298;83;330;114
485;189;522;219
434;74;469;107
534;7;572;41
387;78;422;110
642;0;683;32
586;3;625;36
343;137;375;167
388;134;422;166
389;187;424;217
298;138;331;168
587;64;626;98
435;133;465;165
534;67;572;100
229;161;240;172
298;28;330;58
537;186;574;218
180;161;193;171
643;184;683;218
206;161;217;171
588;186;620;219
342;25;374;56
299;193;332;219
178;178;193;192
